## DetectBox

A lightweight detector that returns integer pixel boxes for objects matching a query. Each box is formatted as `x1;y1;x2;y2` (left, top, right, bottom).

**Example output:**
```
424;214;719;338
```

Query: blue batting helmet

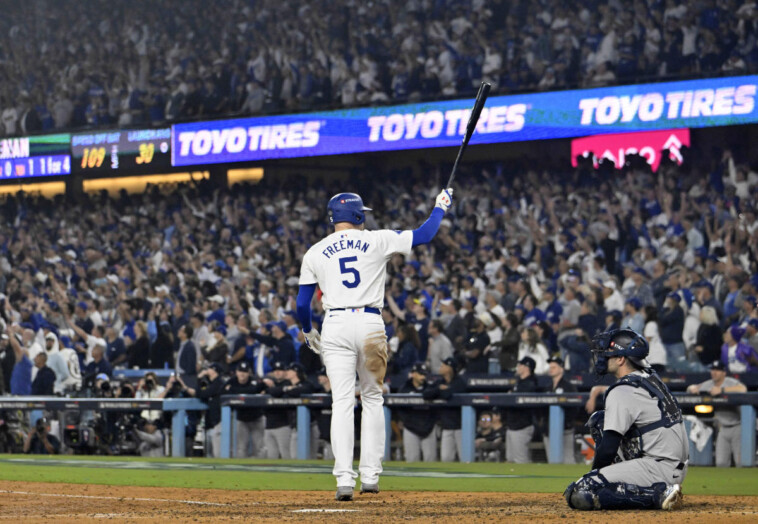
590;328;649;374
327;193;372;225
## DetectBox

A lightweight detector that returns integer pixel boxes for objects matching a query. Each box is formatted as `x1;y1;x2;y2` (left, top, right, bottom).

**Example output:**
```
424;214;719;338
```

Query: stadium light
0;181;66;197
82;172;210;194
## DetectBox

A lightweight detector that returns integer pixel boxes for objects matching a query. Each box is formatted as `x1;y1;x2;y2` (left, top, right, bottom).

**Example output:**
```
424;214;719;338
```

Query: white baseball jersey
299;229;413;310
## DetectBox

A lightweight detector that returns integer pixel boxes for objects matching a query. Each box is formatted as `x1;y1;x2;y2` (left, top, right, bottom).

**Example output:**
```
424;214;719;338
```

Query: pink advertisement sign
571;129;690;172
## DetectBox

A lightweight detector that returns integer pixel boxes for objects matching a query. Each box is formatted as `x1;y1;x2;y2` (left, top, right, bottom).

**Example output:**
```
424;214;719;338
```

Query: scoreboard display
0;134;71;178
71;128;171;172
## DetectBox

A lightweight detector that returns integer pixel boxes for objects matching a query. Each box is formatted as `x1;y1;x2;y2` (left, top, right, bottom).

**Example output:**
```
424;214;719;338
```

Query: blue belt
329;307;381;315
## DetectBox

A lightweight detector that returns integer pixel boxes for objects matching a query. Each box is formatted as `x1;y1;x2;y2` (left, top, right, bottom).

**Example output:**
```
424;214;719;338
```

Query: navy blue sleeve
296;284;317;332
412;207;444;247
592;429;622;470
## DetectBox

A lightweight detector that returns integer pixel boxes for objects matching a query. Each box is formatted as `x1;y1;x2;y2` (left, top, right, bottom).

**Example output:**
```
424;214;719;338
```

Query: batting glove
303;328;322;354
435;188;454;212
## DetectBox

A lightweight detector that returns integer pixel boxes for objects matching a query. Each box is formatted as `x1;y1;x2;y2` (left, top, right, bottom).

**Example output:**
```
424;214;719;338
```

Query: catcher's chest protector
605;373;683;437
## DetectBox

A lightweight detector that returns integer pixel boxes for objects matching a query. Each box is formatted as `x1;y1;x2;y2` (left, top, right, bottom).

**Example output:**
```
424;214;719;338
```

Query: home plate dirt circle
1;481;757;522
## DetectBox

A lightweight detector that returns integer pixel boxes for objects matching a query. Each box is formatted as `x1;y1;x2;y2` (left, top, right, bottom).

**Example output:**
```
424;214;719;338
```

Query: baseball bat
446;81;491;188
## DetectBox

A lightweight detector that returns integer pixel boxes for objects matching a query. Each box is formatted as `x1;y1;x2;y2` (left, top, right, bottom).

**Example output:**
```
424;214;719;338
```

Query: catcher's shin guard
565;471;668;510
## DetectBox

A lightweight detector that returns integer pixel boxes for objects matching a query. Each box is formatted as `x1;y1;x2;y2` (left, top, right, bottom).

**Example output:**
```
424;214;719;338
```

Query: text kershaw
322;239;370;259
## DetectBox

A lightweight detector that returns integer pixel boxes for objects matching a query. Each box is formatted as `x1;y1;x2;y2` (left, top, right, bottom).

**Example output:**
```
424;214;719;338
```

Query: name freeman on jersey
322;238;370;259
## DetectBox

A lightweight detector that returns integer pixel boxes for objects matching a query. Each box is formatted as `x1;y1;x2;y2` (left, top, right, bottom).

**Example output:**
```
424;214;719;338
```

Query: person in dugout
686;360;747;467
398;362;438;462
223;361;266;458
423;356;466;462
506;357;538;463
542;356;578;464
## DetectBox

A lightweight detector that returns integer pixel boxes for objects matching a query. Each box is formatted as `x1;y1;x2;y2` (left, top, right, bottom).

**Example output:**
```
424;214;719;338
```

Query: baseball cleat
360;483;379;494
660;484;683;510
335;486;354;501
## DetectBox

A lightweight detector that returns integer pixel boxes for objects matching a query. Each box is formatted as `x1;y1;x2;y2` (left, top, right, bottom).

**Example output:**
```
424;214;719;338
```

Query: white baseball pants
321;309;387;488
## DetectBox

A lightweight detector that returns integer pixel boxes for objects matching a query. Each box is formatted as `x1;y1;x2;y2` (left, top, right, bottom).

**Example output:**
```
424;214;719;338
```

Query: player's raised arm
409;189;453;247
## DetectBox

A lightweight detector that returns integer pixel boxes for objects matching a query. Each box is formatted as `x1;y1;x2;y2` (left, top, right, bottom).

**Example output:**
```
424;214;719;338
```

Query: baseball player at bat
564;328;688;511
296;188;453;501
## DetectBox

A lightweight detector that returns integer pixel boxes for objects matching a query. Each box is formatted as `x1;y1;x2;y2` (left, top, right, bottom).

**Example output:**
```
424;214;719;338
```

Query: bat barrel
446;82;491;188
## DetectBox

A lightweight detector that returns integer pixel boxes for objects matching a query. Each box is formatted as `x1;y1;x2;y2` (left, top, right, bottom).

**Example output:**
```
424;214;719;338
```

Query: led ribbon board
167;75;757;166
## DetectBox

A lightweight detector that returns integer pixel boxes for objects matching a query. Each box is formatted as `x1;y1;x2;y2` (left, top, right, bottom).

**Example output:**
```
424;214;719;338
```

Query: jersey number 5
339;256;361;289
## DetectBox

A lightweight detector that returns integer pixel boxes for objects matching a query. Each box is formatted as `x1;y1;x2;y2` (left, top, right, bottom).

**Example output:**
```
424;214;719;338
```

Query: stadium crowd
2;144;755;391
3;0;758;136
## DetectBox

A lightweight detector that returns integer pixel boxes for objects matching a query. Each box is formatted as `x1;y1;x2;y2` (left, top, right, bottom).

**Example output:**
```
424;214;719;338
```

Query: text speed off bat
446;81;492;188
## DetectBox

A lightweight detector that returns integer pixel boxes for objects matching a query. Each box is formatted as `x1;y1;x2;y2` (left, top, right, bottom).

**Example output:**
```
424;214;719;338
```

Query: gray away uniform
694;377;743;467
566;370;689;510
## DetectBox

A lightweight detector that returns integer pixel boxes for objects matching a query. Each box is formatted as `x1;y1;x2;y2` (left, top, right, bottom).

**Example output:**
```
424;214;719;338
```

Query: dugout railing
1;393;755;466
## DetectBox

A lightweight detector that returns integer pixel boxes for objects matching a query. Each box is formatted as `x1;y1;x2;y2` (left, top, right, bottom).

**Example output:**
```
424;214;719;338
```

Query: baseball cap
743;296;757;307
518;356;536;371
208;362;224;373
283;310;297;319
602;280;617;290
271;361;286;371
607;309;623;320
237;361;251;372
547;356;564;367
748;318;758;330
439;298;453;306
441;357;458;371
287;362;305;376
95;373;109;382
710;360;726;371
92;337;107;348
478;311;495;328
77;301;88;311
666;291;681;303
626;297;642;310
730;325;746;341
209;295;225;305
694;280;714;292
267;321;286;333
411;362;429;375
632;267;648;277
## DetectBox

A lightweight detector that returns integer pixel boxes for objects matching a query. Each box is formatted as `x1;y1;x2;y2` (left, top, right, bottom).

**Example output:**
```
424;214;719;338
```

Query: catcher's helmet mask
591;328;650;375
327;192;372;225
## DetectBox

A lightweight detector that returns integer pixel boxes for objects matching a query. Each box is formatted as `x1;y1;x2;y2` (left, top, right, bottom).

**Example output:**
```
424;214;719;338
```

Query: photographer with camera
133;418;166;457
177;362;226;457
136;371;165;422
158;372;199;456
23;417;60;455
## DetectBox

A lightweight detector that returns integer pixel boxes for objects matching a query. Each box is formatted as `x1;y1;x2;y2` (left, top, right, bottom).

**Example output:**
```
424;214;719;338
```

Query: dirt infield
1;481;757;522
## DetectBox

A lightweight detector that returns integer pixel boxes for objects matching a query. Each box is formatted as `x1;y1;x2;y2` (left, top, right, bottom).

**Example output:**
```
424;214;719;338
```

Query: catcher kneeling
564;329;688;511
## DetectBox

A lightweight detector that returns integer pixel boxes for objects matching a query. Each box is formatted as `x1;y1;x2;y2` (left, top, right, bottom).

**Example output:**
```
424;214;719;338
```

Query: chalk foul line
0;489;232;507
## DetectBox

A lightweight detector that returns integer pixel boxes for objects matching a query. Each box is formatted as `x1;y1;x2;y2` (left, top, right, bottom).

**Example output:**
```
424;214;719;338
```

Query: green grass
0;455;755;496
